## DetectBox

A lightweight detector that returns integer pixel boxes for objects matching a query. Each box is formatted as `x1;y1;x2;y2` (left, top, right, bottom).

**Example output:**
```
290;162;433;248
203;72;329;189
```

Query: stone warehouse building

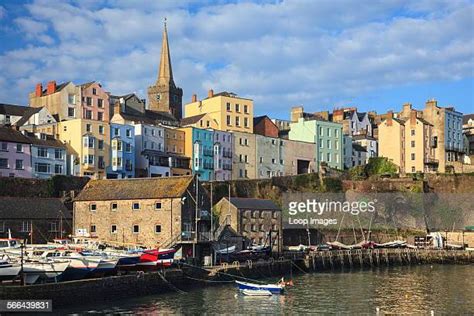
74;176;211;255
214;197;282;252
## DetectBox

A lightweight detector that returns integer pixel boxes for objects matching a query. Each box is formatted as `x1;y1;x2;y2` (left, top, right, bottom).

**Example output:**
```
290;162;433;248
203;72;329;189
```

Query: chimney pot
192;94;197;102
208;89;214;98
35;83;43;97
46;81;57;95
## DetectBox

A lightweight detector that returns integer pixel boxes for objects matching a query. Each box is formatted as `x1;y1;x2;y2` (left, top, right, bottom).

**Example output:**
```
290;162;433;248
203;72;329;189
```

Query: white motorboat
241;289;273;296
0;259;21;281
22;260;70;284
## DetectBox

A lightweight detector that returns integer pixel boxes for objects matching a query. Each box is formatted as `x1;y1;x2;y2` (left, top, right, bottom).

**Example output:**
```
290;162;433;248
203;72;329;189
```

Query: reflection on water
65;265;473;315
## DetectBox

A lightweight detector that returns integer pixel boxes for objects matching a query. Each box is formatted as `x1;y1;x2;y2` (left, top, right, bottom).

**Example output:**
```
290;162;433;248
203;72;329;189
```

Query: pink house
80;82;110;122
0;127;32;178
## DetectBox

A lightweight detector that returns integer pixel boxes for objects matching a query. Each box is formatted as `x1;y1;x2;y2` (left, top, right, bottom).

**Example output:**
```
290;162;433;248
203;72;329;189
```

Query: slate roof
75;176;194;201
0;126;31;144
417;117;433;126
23;132;66;149
226;197;281;211
0;197;70;219
352;143;367;152
0;103;29;117
352;134;376;141
253;115;267;126
181;113;206;126
463;114;474;125
14;107;43;126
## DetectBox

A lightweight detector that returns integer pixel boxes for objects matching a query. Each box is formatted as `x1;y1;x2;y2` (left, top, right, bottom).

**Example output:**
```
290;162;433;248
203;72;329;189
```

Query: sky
0;0;473;120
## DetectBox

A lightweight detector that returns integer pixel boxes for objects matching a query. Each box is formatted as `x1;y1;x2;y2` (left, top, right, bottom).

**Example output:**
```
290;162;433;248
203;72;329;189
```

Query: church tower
148;20;183;119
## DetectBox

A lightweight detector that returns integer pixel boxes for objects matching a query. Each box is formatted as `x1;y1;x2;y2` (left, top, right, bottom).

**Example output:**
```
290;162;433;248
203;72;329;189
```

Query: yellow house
184;90;254;133
379;111;435;174
57;119;110;179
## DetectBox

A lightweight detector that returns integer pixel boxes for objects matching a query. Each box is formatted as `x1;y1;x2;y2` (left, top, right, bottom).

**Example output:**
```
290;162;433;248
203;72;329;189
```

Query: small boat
241;289;273;296
0;259;21;281
236;280;284;294
138;248;176;269
215;245;236;254
22;260;70;284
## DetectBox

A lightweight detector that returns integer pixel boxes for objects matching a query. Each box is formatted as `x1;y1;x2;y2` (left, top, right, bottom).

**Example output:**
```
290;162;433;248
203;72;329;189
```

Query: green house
288;118;344;170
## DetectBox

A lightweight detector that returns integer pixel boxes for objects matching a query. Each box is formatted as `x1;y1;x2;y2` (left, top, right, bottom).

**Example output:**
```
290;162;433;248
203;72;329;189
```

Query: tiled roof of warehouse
0;197;70;219
227;197;281;210
75;176;194;201
0;103;29;116
14;107;43;126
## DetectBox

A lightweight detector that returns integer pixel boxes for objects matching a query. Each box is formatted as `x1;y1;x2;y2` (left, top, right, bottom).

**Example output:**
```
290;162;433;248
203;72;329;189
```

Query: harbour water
64;264;473;314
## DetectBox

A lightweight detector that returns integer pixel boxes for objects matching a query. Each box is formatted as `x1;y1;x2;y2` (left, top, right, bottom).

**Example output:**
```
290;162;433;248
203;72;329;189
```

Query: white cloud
0;0;472;116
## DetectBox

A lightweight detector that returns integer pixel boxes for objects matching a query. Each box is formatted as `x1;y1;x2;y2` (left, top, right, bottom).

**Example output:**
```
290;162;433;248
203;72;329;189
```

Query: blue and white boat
236;280;285;294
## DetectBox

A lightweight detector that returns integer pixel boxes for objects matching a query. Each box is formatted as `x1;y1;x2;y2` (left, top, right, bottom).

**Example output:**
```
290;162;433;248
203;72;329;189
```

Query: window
335;140;339;150
86;124;91;132
244;117;248;127
98;112;103;121
35;163;50;173
272;158;276;164
21;221;31;232
98;99;103;108
411;153;415;160
1;142;7;151
227;115;231;125
133;225;139;234
111;203;118;211
327;128;331;137
319;127;323;136
86;97;92;105
319;140;323;148
226;103;231;111
54;164;63;174
90;225;96;233
97;125;104;135
126;129;132;137
335;129;339;137
68;107;75;117
259;157;263;163
16;144;23;153
155;225;161;234
411;129;415;136
90;204;97;211
55;149;63;160
87;137;95;148
111;225;117;234
114;128;120;136
15;160;23;170
37;147;48;157
235;104;240;112
244;139;248;146
68;94;76;104
92;88;97;95
327;139;331;149
85;110;92;119
98;140;104;150
244;105;248;113
0;158;8;169
327;153;331;162
236;116;240;126
411;141;415;148
132;202;140;210
411;166;416;173
48;221;58;232
125;143;132;153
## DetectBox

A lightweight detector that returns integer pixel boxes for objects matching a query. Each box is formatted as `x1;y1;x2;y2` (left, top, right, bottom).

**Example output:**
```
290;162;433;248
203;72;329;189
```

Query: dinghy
241;289;273;296
236;280;285;294
0;259;20;281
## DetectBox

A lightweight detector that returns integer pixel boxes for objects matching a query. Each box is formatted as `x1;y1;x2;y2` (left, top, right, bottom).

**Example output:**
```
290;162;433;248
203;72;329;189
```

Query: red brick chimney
46;81;56;94
410;110;417;126
192;94;197;102
208;89;214;98
35;83;43;97
386;111;393;126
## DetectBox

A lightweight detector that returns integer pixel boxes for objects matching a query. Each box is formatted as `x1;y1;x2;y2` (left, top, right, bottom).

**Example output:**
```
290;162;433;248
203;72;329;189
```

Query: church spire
157;18;174;87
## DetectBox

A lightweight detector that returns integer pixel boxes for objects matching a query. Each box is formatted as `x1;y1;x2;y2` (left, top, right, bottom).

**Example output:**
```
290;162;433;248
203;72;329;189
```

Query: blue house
181;127;214;181
107;123;135;179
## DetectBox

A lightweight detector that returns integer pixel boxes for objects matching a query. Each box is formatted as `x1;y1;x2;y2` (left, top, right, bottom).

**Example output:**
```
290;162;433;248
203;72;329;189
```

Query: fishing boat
0;259;21;281
137;248;177;269
236;280;285;294
22;260;70;284
241;289;273;296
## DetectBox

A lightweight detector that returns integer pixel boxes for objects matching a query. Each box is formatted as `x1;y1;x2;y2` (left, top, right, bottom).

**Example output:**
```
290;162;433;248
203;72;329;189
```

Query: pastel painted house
26;132;67;179
0;127;32;178
213;130;233;181
180;127;215;181
289;118;344;170
107;123;135;179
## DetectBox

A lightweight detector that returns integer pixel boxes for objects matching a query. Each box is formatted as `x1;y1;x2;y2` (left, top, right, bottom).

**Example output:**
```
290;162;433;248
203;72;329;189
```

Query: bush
365;157;398;177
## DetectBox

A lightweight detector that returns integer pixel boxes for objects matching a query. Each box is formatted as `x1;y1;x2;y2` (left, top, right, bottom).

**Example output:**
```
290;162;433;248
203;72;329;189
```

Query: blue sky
0;0;473;120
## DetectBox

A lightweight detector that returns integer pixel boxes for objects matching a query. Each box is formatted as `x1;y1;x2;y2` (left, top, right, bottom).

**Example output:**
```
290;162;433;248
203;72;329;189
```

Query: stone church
147;22;183;120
